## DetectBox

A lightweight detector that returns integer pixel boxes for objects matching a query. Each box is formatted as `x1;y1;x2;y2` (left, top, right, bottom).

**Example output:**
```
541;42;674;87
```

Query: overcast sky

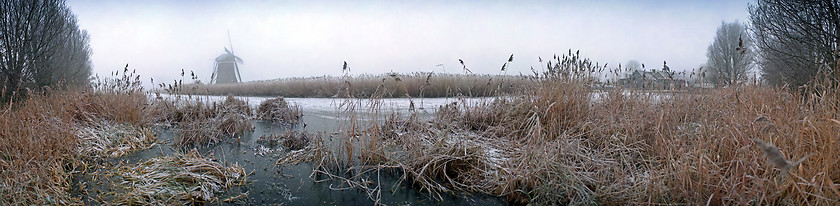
66;0;752;87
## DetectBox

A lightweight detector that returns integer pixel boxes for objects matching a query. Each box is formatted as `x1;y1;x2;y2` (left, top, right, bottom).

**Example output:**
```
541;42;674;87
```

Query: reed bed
0;67;253;204
0;90;91;205
76;120;157;158
107;149;246;205
279;52;840;205
160;95;255;147
177;72;536;98
0;68;153;204
257;97;303;125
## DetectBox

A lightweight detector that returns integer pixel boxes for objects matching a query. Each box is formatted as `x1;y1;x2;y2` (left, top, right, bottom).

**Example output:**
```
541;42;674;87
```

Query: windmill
210;31;243;84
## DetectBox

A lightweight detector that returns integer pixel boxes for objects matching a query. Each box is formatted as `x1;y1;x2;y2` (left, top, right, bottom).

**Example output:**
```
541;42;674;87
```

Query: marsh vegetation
175;72;536;98
2;50;839;205
2;0;840;205
274;53;840;205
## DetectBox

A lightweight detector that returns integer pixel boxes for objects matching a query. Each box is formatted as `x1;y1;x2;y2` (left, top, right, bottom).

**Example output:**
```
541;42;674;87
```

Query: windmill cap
215;52;242;62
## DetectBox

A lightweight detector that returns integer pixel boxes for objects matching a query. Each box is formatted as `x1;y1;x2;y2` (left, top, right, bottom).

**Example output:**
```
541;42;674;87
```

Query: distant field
171;73;538;98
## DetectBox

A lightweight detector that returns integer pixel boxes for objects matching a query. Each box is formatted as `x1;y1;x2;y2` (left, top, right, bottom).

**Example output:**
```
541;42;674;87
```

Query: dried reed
277;51;840;205
107;149;246;205
258;130;311;150
170;95;255;146
176;73;535;98
257;97;303;125
76;120;157;158
0;67;154;204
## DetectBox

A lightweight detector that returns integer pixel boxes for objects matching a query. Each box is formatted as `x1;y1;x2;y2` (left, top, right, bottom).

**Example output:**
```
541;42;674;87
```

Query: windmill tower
210;32;243;84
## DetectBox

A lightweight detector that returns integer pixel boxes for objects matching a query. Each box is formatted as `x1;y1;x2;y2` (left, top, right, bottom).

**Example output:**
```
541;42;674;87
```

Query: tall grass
0;66;260;204
0;66;240;204
150;95;255;147
0;67;150;204
176;72;536;98
280;51;840;205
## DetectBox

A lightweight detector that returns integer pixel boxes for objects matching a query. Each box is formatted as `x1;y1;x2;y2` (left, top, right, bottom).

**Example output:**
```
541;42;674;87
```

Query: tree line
0;0;91;100
705;0;839;89
2;0;838;99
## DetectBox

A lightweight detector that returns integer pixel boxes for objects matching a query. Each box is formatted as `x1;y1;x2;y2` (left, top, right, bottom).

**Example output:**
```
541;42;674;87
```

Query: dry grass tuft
221;94;252;116
219;113;252;137
163;96;255;147
108;149;246;205
145;97;178;123
258;130;311;150
177;117;226;147
257;97;302;125
76;120;157;158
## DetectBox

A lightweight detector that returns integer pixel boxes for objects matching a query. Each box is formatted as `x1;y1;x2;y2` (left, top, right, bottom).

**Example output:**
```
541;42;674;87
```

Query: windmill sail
234;57;242;82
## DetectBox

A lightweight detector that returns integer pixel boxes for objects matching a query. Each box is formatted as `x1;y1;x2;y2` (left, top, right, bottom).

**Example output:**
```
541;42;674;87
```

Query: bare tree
705;21;755;87
0;0;91;98
750;0;840;88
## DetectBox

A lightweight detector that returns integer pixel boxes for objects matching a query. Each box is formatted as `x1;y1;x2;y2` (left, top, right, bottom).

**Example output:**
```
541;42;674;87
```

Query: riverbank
171;72;537;98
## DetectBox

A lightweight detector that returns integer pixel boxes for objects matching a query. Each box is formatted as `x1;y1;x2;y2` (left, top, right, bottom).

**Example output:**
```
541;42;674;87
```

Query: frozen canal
95;95;505;205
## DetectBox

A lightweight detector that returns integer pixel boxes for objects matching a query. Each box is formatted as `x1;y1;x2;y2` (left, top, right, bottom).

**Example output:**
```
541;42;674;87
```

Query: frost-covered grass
280;52;840;205
0;70;150;204
257;96;302;125
107;149;246;205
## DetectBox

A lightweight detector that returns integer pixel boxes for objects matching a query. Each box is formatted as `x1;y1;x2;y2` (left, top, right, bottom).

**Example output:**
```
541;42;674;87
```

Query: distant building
619;69;687;90
211;49;242;84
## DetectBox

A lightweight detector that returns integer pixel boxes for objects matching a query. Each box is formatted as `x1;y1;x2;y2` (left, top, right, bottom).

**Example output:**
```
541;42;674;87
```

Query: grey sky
67;0;752;87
